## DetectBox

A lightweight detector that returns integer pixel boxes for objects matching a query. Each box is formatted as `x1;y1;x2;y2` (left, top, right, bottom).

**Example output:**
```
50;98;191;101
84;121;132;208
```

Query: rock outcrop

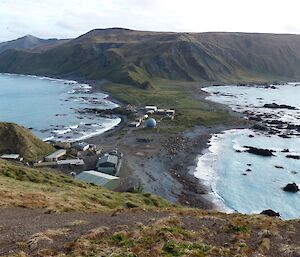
244;146;275;157
260;209;280;217
283;183;299;193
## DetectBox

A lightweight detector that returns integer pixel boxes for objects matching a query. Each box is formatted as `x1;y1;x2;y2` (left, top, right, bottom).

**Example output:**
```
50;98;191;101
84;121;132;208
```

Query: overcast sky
1;0;300;42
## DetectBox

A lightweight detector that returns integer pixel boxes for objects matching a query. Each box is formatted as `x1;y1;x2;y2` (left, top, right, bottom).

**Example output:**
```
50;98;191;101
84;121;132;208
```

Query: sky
1;0;300;42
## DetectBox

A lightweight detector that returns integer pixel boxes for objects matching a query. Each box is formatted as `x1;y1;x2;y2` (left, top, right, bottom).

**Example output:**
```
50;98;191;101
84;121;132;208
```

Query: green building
96;153;122;176
76;170;119;190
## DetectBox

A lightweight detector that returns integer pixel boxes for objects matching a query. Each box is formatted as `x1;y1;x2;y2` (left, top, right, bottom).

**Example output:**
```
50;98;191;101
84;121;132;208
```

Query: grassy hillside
1;29;300;86
1;159;300;256
0;122;55;161
0;159;171;212
103;80;241;133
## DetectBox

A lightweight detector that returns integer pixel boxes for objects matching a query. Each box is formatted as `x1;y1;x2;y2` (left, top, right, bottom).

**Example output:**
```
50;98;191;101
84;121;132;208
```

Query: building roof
76;170;119;189
45;149;66;159
1;154;20;159
57;159;85;165
145;105;157;110
97;154;119;166
73;142;90;151
157;109;175;113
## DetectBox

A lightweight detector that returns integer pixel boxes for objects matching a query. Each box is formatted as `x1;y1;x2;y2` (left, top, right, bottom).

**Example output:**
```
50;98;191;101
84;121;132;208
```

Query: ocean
0;73;121;142
195;83;300;219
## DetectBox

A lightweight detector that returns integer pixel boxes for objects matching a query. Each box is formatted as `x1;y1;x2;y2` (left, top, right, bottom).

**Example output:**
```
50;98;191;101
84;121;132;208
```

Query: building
45;149;67;162
156;109;175;119
52;141;71;149
33;161;56;167
76;170;120;190
145;106;157;112
135;117;143;123
146;118;157;128
129;121;141;127
33;159;84;167
57;159;85;166
146;110;155;114
90;145;102;155
0;154;23;161
96;152;122;176
72;142;90;152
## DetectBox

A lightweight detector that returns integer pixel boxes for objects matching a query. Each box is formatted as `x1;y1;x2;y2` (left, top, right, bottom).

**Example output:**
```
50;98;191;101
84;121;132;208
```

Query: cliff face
1;29;300;86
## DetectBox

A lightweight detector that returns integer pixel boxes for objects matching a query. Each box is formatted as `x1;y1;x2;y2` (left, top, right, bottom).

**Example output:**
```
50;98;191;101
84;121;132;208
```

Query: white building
57;159;84;166
45;149;67;162
145;106;158;112
0;154;23;161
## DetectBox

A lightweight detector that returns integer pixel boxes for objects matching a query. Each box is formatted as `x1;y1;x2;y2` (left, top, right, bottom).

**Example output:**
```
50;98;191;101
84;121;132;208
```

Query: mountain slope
0;122;55;161
1;29;300;86
0;35;68;53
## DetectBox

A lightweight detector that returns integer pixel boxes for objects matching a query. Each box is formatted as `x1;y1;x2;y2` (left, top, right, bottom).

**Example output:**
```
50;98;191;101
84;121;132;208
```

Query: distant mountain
0;122;54;161
0;35;69;53
1;28;300;86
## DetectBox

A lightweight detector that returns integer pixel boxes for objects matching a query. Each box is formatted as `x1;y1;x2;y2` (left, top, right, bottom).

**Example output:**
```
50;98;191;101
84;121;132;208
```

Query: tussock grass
0;159;172;213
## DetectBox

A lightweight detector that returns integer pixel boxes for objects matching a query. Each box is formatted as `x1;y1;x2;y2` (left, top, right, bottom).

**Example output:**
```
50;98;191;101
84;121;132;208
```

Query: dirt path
0;207;170;256
2;207;300;257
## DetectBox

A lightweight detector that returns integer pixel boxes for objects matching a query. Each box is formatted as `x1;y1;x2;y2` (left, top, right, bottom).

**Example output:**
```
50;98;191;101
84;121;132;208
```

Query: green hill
0;122;55;161
1;29;300;86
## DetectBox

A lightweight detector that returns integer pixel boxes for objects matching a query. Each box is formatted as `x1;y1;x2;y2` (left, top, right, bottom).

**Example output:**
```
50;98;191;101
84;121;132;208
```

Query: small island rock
283;183;299;193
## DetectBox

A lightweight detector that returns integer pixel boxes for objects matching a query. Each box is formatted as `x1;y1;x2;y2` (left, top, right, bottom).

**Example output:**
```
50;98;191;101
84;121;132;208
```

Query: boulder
244;146;275;157
252;124;269;131
286;155;300;160
263;103;297;110
260;209;280;217
274;165;284;169
283;183;299;193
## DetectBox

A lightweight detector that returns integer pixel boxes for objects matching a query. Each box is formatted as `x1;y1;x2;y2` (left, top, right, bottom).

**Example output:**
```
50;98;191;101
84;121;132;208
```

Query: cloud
285;24;300;34
1;0;300;42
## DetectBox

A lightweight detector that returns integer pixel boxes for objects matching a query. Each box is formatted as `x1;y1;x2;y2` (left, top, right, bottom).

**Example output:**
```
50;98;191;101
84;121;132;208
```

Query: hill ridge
1;29;300;86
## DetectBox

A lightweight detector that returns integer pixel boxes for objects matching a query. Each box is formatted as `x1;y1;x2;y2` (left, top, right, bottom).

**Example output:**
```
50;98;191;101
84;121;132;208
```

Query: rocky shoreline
83;81;249;210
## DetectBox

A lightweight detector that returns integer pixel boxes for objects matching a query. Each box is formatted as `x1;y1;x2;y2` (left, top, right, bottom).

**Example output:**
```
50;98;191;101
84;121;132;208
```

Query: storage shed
96;153;121;176
45;149;66;162
0;154;23;161
76;170;119;190
72;142;90;152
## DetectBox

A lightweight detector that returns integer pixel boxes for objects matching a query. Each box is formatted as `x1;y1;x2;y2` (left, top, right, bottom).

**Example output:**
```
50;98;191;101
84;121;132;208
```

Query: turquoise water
0;73;120;141
195;83;300;219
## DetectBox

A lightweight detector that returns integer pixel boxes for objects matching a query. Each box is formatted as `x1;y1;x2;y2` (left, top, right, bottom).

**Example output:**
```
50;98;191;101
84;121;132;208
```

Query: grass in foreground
10;209;300;257
0;160;172;213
